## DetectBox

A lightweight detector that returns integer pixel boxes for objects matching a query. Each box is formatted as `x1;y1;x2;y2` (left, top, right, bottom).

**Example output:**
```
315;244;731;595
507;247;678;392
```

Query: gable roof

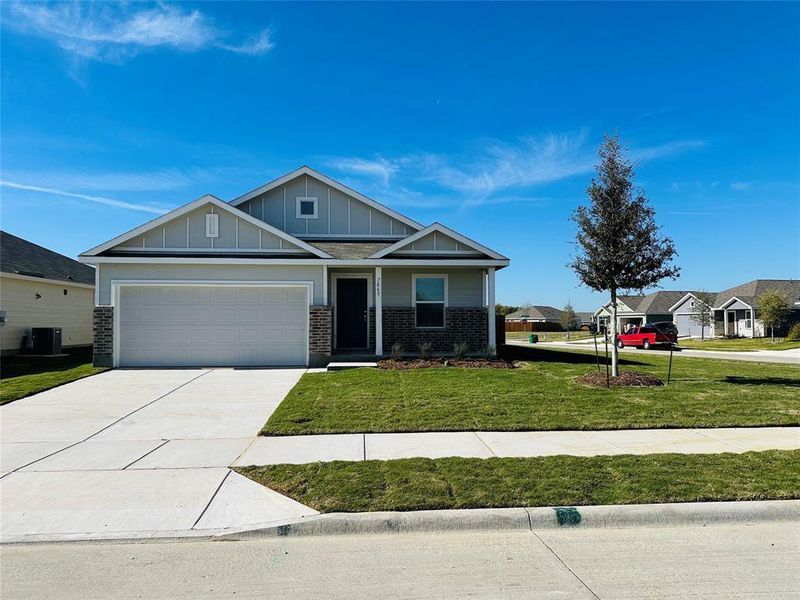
598;291;696;315
368;223;508;260
1;230;95;286
712;279;800;309
505;305;562;321
80;194;333;259
229;166;424;233
309;241;394;260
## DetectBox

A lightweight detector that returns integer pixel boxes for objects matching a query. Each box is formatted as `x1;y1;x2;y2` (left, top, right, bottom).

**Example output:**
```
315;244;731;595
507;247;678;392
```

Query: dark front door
336;278;368;349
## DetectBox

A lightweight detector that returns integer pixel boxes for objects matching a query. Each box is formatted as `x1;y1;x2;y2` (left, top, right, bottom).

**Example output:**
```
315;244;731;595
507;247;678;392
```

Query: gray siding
383;268;484;307
238;175;412;238
97;263;325;305
108;203;302;253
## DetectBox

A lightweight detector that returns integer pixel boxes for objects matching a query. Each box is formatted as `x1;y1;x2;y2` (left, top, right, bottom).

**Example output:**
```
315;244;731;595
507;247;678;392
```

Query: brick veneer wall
93;306;114;367
382;307;488;354
309;305;333;366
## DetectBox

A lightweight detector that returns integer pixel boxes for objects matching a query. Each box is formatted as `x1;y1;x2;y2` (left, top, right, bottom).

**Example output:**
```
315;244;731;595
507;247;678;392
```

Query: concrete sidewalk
0;369;319;543
508;339;800;364
235;426;800;465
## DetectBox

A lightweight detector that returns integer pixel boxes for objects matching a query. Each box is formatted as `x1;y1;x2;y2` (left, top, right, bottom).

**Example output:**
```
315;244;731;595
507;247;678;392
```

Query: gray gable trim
1;230;95;286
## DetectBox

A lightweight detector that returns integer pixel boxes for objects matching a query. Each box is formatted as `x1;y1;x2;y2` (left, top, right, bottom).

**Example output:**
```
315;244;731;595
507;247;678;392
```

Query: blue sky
1;1;798;310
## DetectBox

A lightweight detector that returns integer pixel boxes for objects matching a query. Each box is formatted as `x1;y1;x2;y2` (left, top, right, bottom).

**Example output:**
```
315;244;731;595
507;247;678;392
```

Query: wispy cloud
4;2;274;63
1;166;257;193
730;181;751;191
0;180;168;214
325;131;707;207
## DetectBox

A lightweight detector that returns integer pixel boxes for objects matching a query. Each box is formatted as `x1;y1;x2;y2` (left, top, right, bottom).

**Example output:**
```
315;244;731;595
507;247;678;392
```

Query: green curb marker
554;507;582;526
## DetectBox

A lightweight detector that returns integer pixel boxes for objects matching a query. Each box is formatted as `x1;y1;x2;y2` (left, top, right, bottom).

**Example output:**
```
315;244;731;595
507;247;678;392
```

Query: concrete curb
222;499;800;539
4;500;797;545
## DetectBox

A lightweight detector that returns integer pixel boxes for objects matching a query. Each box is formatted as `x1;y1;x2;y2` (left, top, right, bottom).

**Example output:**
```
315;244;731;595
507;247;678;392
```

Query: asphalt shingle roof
0;231;95;286
713;279;800;308
308;241;394;260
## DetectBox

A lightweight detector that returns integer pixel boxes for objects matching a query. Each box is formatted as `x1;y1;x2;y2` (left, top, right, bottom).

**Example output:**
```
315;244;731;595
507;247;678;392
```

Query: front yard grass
263;347;800;435
0;349;107;405
678;338;800;352
236;450;800;512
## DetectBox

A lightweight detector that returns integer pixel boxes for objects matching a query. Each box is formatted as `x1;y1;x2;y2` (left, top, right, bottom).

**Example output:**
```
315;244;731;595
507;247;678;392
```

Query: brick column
309;305;332;367
93;306;114;367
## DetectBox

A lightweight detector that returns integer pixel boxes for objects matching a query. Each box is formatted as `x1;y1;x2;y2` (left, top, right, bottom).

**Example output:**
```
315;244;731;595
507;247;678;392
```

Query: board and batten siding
238;175;412;238
96;263;325;305
112;204;304;252
0;276;94;353
381;268;484;307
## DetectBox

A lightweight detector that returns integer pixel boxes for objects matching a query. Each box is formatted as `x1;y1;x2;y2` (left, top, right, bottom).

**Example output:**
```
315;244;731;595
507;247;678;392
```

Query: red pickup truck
616;325;677;350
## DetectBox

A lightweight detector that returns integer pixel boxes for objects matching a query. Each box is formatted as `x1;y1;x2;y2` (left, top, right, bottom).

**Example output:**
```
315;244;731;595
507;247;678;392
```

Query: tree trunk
610;288;619;377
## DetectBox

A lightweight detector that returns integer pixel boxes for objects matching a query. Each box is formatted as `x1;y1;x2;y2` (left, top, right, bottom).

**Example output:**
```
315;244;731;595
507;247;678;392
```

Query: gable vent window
296;197;318;219
205;213;219;238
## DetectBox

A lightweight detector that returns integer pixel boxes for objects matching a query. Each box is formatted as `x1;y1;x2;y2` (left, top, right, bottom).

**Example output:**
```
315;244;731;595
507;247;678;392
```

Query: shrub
453;341;469;360
418;342;433;360
482;344;496;359
787;322;800;341
389;342;405;361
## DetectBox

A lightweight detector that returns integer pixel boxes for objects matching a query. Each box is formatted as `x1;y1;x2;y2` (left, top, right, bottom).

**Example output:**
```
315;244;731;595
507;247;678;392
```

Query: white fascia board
716;296;752;310
0;271;95;289
79;256;510;268
80;194;333;259
369;222;508;260
228;165;424;232
667;292;696;313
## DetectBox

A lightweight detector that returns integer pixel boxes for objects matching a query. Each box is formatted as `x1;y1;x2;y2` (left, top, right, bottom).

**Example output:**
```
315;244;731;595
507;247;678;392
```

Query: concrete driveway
0;369;317;542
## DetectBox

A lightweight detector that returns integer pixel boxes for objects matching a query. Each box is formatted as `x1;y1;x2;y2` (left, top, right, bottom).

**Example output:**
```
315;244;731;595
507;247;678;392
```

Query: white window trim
205;213;219;238
296;197;319;220
412;273;448;329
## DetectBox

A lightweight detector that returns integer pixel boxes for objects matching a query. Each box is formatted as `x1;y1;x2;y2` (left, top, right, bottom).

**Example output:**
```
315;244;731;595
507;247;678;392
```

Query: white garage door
674;313;712;339
117;285;308;367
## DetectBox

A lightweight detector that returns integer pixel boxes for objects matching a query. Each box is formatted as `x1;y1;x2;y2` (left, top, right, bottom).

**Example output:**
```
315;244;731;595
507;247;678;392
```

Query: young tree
560;302;579;336
689;291;714;342
495;304;520;316
569;134;680;376
757;291;791;341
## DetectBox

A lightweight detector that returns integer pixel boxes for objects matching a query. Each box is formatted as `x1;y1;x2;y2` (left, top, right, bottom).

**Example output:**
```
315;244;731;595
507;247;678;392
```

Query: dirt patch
576;371;664;387
378;358;514;370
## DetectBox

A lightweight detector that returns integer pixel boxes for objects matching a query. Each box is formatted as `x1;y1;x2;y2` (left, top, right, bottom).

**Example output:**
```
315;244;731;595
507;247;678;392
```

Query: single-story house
576;312;594;331
0;231;96;355
505;305;562;323
668;292;717;339
593;291;693;334
709;279;800;338
79;166;509;368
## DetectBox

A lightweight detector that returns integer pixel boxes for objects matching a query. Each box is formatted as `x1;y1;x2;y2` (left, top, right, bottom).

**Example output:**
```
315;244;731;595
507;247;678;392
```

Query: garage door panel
118;285;308;367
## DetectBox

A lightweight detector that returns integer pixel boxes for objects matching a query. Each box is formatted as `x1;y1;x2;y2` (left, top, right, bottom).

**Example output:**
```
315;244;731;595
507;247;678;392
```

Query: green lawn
679;338;800;352
237;450;800;513
0;349;107;405
262;347;800;435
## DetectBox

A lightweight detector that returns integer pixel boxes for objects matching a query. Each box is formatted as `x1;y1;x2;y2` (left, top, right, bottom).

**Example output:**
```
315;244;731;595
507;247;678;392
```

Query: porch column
375;266;383;356
723;310;728;336
487;267;496;353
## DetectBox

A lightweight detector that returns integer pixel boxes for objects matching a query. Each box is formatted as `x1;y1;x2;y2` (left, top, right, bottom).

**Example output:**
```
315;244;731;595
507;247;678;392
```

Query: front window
745;310;752;329
413;275;447;328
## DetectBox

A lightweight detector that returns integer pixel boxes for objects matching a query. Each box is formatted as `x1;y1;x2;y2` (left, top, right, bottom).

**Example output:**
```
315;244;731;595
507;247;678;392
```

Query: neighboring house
669;292;716;339
576;312;595;331
79;166;509;368
505;305;562;323
0;231;96;355
709;279;800;338
594;291;693;334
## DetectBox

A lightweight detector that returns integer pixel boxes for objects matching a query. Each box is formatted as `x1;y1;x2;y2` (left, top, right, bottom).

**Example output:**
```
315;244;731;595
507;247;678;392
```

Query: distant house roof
505;305;563;321
712;279;800;309
575;312;594;323
603;291;698;315
0;231;95;286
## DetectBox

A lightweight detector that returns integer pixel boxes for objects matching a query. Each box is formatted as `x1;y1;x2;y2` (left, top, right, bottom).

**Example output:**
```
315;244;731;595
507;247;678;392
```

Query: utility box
32;327;62;355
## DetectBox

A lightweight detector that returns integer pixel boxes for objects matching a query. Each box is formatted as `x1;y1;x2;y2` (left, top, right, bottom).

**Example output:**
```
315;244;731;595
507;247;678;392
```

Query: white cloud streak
0;180;168;214
5;2;274;62
325;132;707;207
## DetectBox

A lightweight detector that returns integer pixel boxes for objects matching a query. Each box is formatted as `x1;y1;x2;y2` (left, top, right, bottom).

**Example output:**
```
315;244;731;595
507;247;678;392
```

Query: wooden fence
505;321;563;333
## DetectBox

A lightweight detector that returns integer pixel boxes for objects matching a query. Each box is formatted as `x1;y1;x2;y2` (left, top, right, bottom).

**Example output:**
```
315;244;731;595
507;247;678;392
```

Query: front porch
310;266;497;365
